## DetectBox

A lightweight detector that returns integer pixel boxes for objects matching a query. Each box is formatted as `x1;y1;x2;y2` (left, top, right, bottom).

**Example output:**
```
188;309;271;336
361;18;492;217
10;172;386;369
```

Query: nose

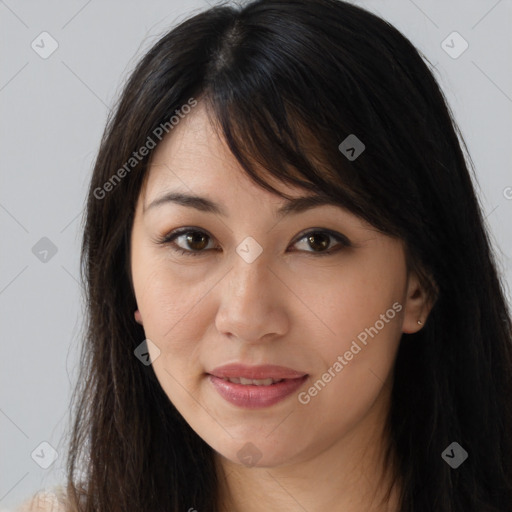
215;255;290;343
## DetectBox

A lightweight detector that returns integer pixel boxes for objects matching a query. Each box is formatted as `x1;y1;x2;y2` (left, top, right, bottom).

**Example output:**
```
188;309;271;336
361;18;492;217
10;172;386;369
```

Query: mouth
217;376;286;386
207;364;308;409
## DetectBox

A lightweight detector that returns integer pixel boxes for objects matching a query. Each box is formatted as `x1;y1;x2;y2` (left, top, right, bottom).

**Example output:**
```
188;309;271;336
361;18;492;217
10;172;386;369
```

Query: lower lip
208;374;308;409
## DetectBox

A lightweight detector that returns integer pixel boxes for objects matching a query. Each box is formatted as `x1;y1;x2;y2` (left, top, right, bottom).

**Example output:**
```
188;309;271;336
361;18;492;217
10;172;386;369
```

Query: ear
401;271;435;334
134;309;143;325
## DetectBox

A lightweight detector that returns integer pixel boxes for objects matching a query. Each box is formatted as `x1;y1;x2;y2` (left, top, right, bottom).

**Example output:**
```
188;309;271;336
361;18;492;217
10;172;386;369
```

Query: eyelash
155;227;351;258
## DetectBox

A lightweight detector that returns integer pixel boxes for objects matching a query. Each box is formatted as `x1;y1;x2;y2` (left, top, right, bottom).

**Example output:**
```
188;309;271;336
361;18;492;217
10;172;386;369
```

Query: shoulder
14;487;68;512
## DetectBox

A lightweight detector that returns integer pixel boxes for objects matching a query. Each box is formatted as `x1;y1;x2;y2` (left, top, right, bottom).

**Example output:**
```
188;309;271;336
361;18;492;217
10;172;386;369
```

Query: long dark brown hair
64;0;512;510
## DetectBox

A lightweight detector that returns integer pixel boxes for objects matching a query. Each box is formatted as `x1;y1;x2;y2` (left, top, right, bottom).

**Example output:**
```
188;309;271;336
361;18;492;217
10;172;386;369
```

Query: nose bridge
228;253;272;309
215;251;288;341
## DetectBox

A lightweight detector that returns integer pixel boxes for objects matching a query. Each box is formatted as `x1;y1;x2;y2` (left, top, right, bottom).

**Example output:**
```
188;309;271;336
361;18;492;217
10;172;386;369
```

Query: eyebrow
144;191;342;218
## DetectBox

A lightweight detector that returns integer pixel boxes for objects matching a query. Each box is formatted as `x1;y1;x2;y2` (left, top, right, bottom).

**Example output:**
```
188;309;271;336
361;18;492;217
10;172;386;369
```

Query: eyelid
155;227;218;256
290;227;352;249
158;227;216;247
157;226;352;256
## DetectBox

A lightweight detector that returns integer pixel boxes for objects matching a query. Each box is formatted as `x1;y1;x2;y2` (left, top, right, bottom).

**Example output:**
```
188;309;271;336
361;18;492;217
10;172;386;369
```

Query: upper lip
208;364;307;380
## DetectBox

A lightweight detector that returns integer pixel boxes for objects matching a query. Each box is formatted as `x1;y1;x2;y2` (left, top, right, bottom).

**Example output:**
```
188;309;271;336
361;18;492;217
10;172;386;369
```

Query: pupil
187;232;208;250
308;233;329;252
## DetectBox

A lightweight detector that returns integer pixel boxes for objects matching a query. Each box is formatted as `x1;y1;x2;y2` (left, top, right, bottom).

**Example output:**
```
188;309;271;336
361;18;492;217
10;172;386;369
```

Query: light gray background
1;0;511;508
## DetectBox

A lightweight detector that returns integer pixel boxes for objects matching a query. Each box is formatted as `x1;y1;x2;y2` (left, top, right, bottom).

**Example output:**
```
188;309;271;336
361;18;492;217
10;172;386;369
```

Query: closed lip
207;363;307;380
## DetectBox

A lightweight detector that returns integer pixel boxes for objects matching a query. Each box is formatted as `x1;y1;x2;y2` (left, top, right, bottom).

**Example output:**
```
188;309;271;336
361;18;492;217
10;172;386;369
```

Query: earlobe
134;309;143;325
401;272;434;334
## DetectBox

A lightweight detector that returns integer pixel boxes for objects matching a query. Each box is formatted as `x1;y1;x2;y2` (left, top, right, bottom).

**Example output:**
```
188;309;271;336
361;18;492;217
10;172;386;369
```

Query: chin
210;435;306;469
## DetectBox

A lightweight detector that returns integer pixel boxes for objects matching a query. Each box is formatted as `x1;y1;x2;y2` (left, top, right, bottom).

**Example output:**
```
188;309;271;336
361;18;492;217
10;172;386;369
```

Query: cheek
294;277;403;440
299;244;406;397
133;268;209;408
298;246;405;350
131;247;211;366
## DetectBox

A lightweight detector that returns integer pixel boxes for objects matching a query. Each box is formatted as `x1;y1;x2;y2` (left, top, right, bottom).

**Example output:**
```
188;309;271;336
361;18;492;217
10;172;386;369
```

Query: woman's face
130;102;426;468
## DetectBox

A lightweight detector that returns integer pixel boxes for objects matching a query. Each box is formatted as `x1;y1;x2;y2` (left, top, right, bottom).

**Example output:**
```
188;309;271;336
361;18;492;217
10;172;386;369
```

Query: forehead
151;102;232;167
141;102;308;203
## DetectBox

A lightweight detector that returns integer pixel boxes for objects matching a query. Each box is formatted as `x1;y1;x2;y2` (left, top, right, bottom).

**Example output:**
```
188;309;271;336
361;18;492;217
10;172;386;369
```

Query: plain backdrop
1;0;511;508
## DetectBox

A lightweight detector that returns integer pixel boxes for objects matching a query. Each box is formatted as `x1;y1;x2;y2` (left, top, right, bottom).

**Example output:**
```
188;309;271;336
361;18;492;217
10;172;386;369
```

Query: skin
130;102;432;512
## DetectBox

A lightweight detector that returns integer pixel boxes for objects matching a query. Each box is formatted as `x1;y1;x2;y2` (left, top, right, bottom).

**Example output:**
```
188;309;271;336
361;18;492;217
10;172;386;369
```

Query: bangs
197;18;405;239
203;88;379;223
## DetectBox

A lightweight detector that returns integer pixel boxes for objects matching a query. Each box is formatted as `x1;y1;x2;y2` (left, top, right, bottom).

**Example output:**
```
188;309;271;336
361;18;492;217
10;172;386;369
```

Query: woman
21;0;512;510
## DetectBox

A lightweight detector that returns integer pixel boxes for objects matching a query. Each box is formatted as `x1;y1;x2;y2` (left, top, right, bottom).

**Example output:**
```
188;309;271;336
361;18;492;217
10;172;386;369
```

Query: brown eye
184;231;210;251
306;232;330;252
159;228;216;257
292;229;350;256
158;227;350;258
